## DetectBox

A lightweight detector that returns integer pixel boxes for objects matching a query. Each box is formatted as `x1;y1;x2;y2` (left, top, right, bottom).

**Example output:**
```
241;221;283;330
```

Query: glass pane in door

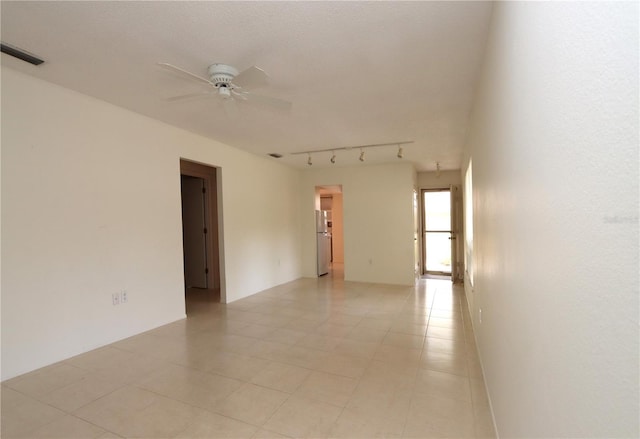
423;190;452;274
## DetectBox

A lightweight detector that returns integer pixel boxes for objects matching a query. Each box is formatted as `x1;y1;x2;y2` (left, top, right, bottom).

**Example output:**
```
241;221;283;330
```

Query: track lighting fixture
291;140;414;165
436;162;441;177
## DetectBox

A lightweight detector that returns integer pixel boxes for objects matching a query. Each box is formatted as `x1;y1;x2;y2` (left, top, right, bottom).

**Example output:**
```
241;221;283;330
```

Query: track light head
307;154;312;166
330;151;336;164
359;149;365;162
397;146;403;159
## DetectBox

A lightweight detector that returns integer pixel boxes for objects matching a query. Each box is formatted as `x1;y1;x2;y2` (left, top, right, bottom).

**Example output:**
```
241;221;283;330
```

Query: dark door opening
180;159;221;307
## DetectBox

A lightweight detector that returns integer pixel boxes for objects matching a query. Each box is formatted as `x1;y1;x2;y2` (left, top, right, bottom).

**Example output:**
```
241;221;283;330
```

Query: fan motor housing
208;64;238;88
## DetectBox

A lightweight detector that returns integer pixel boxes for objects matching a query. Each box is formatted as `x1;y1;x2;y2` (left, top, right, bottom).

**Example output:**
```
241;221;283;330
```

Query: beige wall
301;164;416;285
331;193;344;263
1;67;302;380
463;2;639;437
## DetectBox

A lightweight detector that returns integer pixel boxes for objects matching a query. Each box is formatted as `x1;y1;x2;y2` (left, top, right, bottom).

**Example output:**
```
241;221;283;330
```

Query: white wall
1;67;302;380
463;3;639;437
301;164;415;285
417;170;460;188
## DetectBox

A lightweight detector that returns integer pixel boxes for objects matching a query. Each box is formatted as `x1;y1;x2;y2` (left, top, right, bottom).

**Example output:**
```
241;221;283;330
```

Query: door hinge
203;227;208;234
202;187;206;194
205;268;209;274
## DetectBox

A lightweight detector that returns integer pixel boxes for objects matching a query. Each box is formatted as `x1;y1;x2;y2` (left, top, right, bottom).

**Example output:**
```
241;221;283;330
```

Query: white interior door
181;176;208;288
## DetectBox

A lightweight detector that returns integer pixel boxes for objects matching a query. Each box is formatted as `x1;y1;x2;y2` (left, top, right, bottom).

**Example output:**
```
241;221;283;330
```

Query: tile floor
1;270;496;438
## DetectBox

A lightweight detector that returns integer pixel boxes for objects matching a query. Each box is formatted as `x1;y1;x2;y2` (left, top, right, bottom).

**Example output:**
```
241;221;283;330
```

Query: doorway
180;159;222;308
315;185;344;279
422;189;454;277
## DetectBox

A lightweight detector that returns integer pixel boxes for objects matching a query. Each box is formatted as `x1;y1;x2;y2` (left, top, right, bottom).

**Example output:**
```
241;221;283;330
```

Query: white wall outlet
479;308;482;324
121;290;128;303
112;293;120;306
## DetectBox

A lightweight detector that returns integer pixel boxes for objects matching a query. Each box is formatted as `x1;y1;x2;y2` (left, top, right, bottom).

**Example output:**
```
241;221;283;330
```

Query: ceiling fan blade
232;66;269;90
164;92;212;102
157;63;212;85
222;97;239;120
246;92;292;112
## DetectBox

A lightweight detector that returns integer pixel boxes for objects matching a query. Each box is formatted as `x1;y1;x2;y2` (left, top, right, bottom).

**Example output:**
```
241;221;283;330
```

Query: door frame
180;159;222;301
421;188;455;277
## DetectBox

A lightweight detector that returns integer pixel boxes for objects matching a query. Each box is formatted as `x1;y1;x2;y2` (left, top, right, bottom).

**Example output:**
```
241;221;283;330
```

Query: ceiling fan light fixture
218;87;232;98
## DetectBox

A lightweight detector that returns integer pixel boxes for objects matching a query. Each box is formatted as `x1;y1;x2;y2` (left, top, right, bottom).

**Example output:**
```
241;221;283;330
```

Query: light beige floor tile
423;336;468;356
344;326;388;344
355;318;394;332
362;360;419;384
333;338;379;360
213;383;289;426
414;368;472;403
311;352;368;378
269;345;327;369
250;361;311;393
136;364;242;411
389;320;428;336
262;328;308;345
329;407;404;438
5;363;90;398
65;347;166;385
95;432;124;438
346;376;413;421
0;387;67;438
39;374;123;412
75;386;202;438
231;323;278;339
294;371;358;407
474;405;497;438
382;332;426;349
203;351;271;382
262;395;342;438
427;324;465;341
251;428;292;438
404;392;475;438
373;344;422;366
470;377;491;408
296;334;342;352
419;349;469;377
174;410;258;438
2;278;494;439
27;414;106;438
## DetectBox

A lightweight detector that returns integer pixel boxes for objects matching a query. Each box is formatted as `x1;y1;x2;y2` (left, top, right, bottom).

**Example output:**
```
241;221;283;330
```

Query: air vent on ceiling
268;153;283;158
1;43;44;66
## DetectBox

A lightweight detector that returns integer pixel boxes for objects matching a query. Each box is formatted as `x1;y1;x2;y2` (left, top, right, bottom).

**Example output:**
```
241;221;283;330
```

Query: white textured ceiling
1;1;492;171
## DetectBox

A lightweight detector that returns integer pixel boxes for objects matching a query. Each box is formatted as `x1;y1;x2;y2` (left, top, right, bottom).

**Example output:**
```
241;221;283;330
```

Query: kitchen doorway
180;159;223;309
315;185;344;279
422;189;454;277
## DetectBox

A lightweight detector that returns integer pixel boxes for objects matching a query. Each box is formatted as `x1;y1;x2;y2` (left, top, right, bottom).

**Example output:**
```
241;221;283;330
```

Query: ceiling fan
158;62;292;117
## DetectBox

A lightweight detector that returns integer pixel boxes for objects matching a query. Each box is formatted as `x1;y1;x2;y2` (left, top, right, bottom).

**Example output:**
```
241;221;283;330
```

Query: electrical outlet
112;293;120;306
121;290;128;303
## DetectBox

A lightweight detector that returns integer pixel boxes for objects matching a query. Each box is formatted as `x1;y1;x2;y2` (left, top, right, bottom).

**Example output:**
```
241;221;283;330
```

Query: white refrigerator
316;210;331;276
